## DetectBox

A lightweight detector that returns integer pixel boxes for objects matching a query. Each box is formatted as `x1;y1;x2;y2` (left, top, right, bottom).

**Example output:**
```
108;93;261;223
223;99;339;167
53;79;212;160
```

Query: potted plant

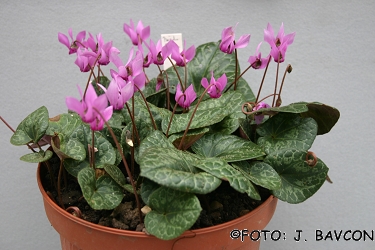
1;20;339;250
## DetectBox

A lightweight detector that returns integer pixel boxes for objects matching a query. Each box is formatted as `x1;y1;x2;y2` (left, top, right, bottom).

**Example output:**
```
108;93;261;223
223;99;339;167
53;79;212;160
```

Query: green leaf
64;159;89;178
140;178;160;206
137;130;175;160
301;102;340;135
145;186;202;240
20;150;53;163
264;149;329;203
191;133;265;162
46;113;83;137
104;164;135;194
78;167;124;210
168;127;209;150
257;113;318;154
139;147;221;194
10;106;49;145
195;158;261;200
51;134;86;161
232;161;281;191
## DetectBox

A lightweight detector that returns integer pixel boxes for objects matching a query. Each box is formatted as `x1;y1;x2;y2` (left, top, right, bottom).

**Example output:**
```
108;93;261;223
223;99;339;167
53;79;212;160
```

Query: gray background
1;1;374;249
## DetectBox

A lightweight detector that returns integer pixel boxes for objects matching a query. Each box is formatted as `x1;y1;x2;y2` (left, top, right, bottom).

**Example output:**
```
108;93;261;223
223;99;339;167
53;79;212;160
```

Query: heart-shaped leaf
78;167;124;210
10;106;49;145
51;134;86;161
257;113;318;154
264;149;329;203
104;164;135;194
145;186;201;240
20;150;53;163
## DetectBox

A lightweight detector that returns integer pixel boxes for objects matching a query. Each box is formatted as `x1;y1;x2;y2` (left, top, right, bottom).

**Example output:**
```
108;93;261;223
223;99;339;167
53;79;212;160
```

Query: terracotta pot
37;164;278;250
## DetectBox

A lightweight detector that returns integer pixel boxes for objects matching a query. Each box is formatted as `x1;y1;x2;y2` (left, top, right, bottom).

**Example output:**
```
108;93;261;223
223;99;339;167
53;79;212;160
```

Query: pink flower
75;48;96;72
82;33;119;66
219;24;250;54
253;102;270;124
170;40;195;67
123;19;150;46
264;23;295;63
65;84;113;130
146;39;173;65
201;71;227;99
110;49;146;92
100;76;134;110
248;42;270;70
175;84;196;109
58;28;86;54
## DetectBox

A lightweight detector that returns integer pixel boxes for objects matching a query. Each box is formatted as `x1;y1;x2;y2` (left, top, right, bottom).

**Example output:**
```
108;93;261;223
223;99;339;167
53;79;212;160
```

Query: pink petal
234;34;250;49
201;78;209;89
58;33;70;48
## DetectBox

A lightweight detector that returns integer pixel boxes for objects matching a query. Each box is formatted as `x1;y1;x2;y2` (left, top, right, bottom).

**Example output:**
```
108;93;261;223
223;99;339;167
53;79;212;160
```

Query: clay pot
37;164;277;250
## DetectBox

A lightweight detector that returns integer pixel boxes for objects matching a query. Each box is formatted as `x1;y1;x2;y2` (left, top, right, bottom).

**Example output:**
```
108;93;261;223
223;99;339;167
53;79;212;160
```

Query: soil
41;159;271;233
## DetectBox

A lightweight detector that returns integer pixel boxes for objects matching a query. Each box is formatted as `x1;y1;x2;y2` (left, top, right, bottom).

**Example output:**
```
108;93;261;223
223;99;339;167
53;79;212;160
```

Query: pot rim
37;163;277;238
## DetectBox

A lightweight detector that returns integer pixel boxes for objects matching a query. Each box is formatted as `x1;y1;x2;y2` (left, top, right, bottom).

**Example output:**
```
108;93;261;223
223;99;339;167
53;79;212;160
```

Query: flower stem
134;85;157;130
177;83;213;150
277;64;292;106
272;58;280;107
91;130;96;169
83;55;102;98
125;103;140;145
225;61;257;93
166;97;184;137
234;48;238;90
255;56;272;103
57;160;65;209
93;108;143;223
157;65;171;110
167;57;185;92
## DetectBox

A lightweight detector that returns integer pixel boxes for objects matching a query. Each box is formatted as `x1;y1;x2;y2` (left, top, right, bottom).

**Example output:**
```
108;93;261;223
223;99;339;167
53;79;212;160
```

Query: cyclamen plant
2;20;340;241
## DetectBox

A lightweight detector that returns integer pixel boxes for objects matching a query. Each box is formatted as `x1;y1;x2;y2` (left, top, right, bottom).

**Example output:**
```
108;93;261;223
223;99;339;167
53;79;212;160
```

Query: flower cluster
59;21;295;130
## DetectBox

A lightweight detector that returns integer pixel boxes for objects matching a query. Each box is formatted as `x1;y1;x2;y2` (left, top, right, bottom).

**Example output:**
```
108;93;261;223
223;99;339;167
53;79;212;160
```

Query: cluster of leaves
10;41;339;240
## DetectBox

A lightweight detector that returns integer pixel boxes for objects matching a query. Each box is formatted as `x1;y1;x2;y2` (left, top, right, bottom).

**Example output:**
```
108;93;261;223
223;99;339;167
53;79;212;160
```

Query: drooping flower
110;49;146;92
253;102;270;124
147;39;173;65
248;42;270;70
82;33;119;66
264;23;295;63
74;48;96;72
100;76;134;110
175;84;196;109
58;28;86;54
123;19;150;46
201;71;227;98
88;105;113;131
65;83;113;130
170;40;195;67
219;24;250;54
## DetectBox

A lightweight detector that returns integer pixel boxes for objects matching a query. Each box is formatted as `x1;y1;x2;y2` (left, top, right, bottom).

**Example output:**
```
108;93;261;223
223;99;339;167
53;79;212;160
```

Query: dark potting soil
41;161;271;233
